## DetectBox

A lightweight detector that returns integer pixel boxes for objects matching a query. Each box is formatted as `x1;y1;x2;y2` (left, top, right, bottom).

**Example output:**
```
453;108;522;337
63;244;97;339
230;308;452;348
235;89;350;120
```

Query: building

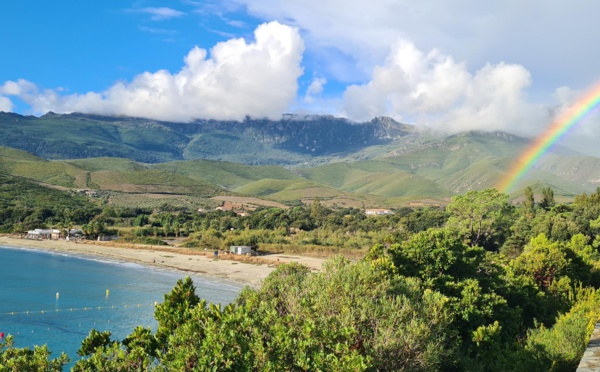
230;246;252;255
69;229;83;237
25;229;60;240
365;209;394;216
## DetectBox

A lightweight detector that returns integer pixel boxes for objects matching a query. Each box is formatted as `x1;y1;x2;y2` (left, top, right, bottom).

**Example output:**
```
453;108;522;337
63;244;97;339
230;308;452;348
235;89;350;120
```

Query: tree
310;197;325;226
383;228;518;349
154;276;200;349
446;188;514;250
0;335;69;372
510;234;592;292
77;330;114;357
72;328;156;371
540;187;555;210
172;221;181;238
523;186;535;217
133;214;148;227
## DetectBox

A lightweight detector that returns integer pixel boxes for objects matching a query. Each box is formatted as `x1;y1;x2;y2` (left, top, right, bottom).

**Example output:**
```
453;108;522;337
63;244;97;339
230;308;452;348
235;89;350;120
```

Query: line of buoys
0;303;156;316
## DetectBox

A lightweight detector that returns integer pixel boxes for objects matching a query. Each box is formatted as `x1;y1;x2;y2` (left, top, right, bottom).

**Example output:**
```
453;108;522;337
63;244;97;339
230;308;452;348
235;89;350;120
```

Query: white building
230;246;252;255
365;209;394;216
25;229;61;240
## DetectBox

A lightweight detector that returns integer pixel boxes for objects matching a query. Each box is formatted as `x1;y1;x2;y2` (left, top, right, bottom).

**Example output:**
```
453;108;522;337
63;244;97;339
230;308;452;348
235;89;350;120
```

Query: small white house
25;229;59;240
365;209;394;216
230;246;252;255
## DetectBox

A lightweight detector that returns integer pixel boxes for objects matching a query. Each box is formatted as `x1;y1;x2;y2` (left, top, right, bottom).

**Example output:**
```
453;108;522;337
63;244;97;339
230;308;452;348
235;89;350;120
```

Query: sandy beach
0;236;324;288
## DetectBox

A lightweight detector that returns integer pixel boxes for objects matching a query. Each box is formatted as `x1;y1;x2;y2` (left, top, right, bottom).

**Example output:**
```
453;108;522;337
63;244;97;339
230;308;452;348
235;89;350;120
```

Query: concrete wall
577;323;600;371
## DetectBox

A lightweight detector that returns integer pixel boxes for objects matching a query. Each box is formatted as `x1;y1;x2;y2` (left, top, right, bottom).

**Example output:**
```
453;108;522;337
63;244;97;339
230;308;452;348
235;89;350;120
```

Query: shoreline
0;236;323;288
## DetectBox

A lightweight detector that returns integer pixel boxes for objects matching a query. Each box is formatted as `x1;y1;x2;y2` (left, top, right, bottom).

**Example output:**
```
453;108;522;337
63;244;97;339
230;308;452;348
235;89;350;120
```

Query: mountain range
1;111;599;208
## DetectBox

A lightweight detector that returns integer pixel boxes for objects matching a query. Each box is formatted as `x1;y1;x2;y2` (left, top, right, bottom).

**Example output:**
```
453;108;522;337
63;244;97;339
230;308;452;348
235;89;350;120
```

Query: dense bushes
66;260;455;371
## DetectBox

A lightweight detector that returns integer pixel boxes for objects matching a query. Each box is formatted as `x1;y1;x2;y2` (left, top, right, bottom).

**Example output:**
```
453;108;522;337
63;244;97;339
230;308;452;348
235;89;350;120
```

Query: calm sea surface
0;246;242;363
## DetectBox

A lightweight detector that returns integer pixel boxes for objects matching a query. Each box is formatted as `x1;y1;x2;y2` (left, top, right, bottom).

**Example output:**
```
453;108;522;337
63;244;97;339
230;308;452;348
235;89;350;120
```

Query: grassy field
154;159;301;190
105;192;217;210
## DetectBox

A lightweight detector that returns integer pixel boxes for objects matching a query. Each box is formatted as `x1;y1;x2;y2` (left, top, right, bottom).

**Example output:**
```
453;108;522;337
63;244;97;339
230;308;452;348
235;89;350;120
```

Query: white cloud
227;19;246;28
233;0;600;89
139;7;186;21
1;79;36;96
342;39;548;136
304;76;326;102
0;96;12;112
306;77;326;95
139;26;177;35
2;22;304;122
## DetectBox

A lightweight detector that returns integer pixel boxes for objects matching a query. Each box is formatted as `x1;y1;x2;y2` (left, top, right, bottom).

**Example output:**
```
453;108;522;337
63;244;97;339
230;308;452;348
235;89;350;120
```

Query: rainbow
497;83;600;193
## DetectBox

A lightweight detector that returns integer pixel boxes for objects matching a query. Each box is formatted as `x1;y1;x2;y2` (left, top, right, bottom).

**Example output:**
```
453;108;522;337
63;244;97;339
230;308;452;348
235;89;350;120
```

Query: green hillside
0;172;89;210
87;169;218;195
153;160;301;189
375;131;595;197
66;157;148;172
0;150;223;197
0;113;186;162
0;147;89;188
298;161;452;198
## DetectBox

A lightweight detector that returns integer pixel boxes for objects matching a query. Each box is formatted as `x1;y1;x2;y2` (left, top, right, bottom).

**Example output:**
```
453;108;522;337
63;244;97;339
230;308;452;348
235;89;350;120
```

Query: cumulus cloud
0;96;12;112
234;0;600;88
2;22;304;122
1;80;34;96
342;39;547;135
304;76;326;102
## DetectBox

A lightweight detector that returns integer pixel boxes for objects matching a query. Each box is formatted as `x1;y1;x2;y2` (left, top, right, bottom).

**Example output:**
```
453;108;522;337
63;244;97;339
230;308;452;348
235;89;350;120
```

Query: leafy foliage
68;259;454;371
0;335;68;372
446;188;514;250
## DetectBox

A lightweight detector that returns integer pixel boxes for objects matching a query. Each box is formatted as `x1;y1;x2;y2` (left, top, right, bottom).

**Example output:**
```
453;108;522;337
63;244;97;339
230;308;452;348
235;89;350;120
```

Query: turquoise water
0;246;242;363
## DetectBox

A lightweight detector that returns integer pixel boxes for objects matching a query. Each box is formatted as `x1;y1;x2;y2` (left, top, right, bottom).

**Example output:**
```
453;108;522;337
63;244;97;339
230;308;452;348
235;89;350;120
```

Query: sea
0;246;242;364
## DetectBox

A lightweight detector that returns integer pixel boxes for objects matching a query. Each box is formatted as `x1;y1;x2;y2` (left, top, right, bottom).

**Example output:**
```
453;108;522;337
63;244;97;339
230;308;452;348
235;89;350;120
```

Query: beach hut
229;246;252;255
51;229;61;240
25;229;53;240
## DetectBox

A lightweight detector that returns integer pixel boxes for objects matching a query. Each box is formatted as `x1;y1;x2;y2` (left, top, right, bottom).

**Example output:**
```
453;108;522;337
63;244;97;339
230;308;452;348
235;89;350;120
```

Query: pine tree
540;187;555;210
523;186;535;216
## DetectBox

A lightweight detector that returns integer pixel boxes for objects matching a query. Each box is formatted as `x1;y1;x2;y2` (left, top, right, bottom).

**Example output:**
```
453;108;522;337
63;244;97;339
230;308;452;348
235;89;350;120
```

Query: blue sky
0;1;266;109
2;1;600;153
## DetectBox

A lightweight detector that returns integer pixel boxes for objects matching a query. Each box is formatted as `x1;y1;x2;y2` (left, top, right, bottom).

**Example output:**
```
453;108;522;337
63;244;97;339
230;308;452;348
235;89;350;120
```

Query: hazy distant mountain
1;111;600;203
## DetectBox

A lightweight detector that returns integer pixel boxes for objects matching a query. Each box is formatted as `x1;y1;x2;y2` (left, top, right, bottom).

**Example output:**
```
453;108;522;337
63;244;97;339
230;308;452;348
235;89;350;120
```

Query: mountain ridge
1;111;599;204
0;111;417;165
